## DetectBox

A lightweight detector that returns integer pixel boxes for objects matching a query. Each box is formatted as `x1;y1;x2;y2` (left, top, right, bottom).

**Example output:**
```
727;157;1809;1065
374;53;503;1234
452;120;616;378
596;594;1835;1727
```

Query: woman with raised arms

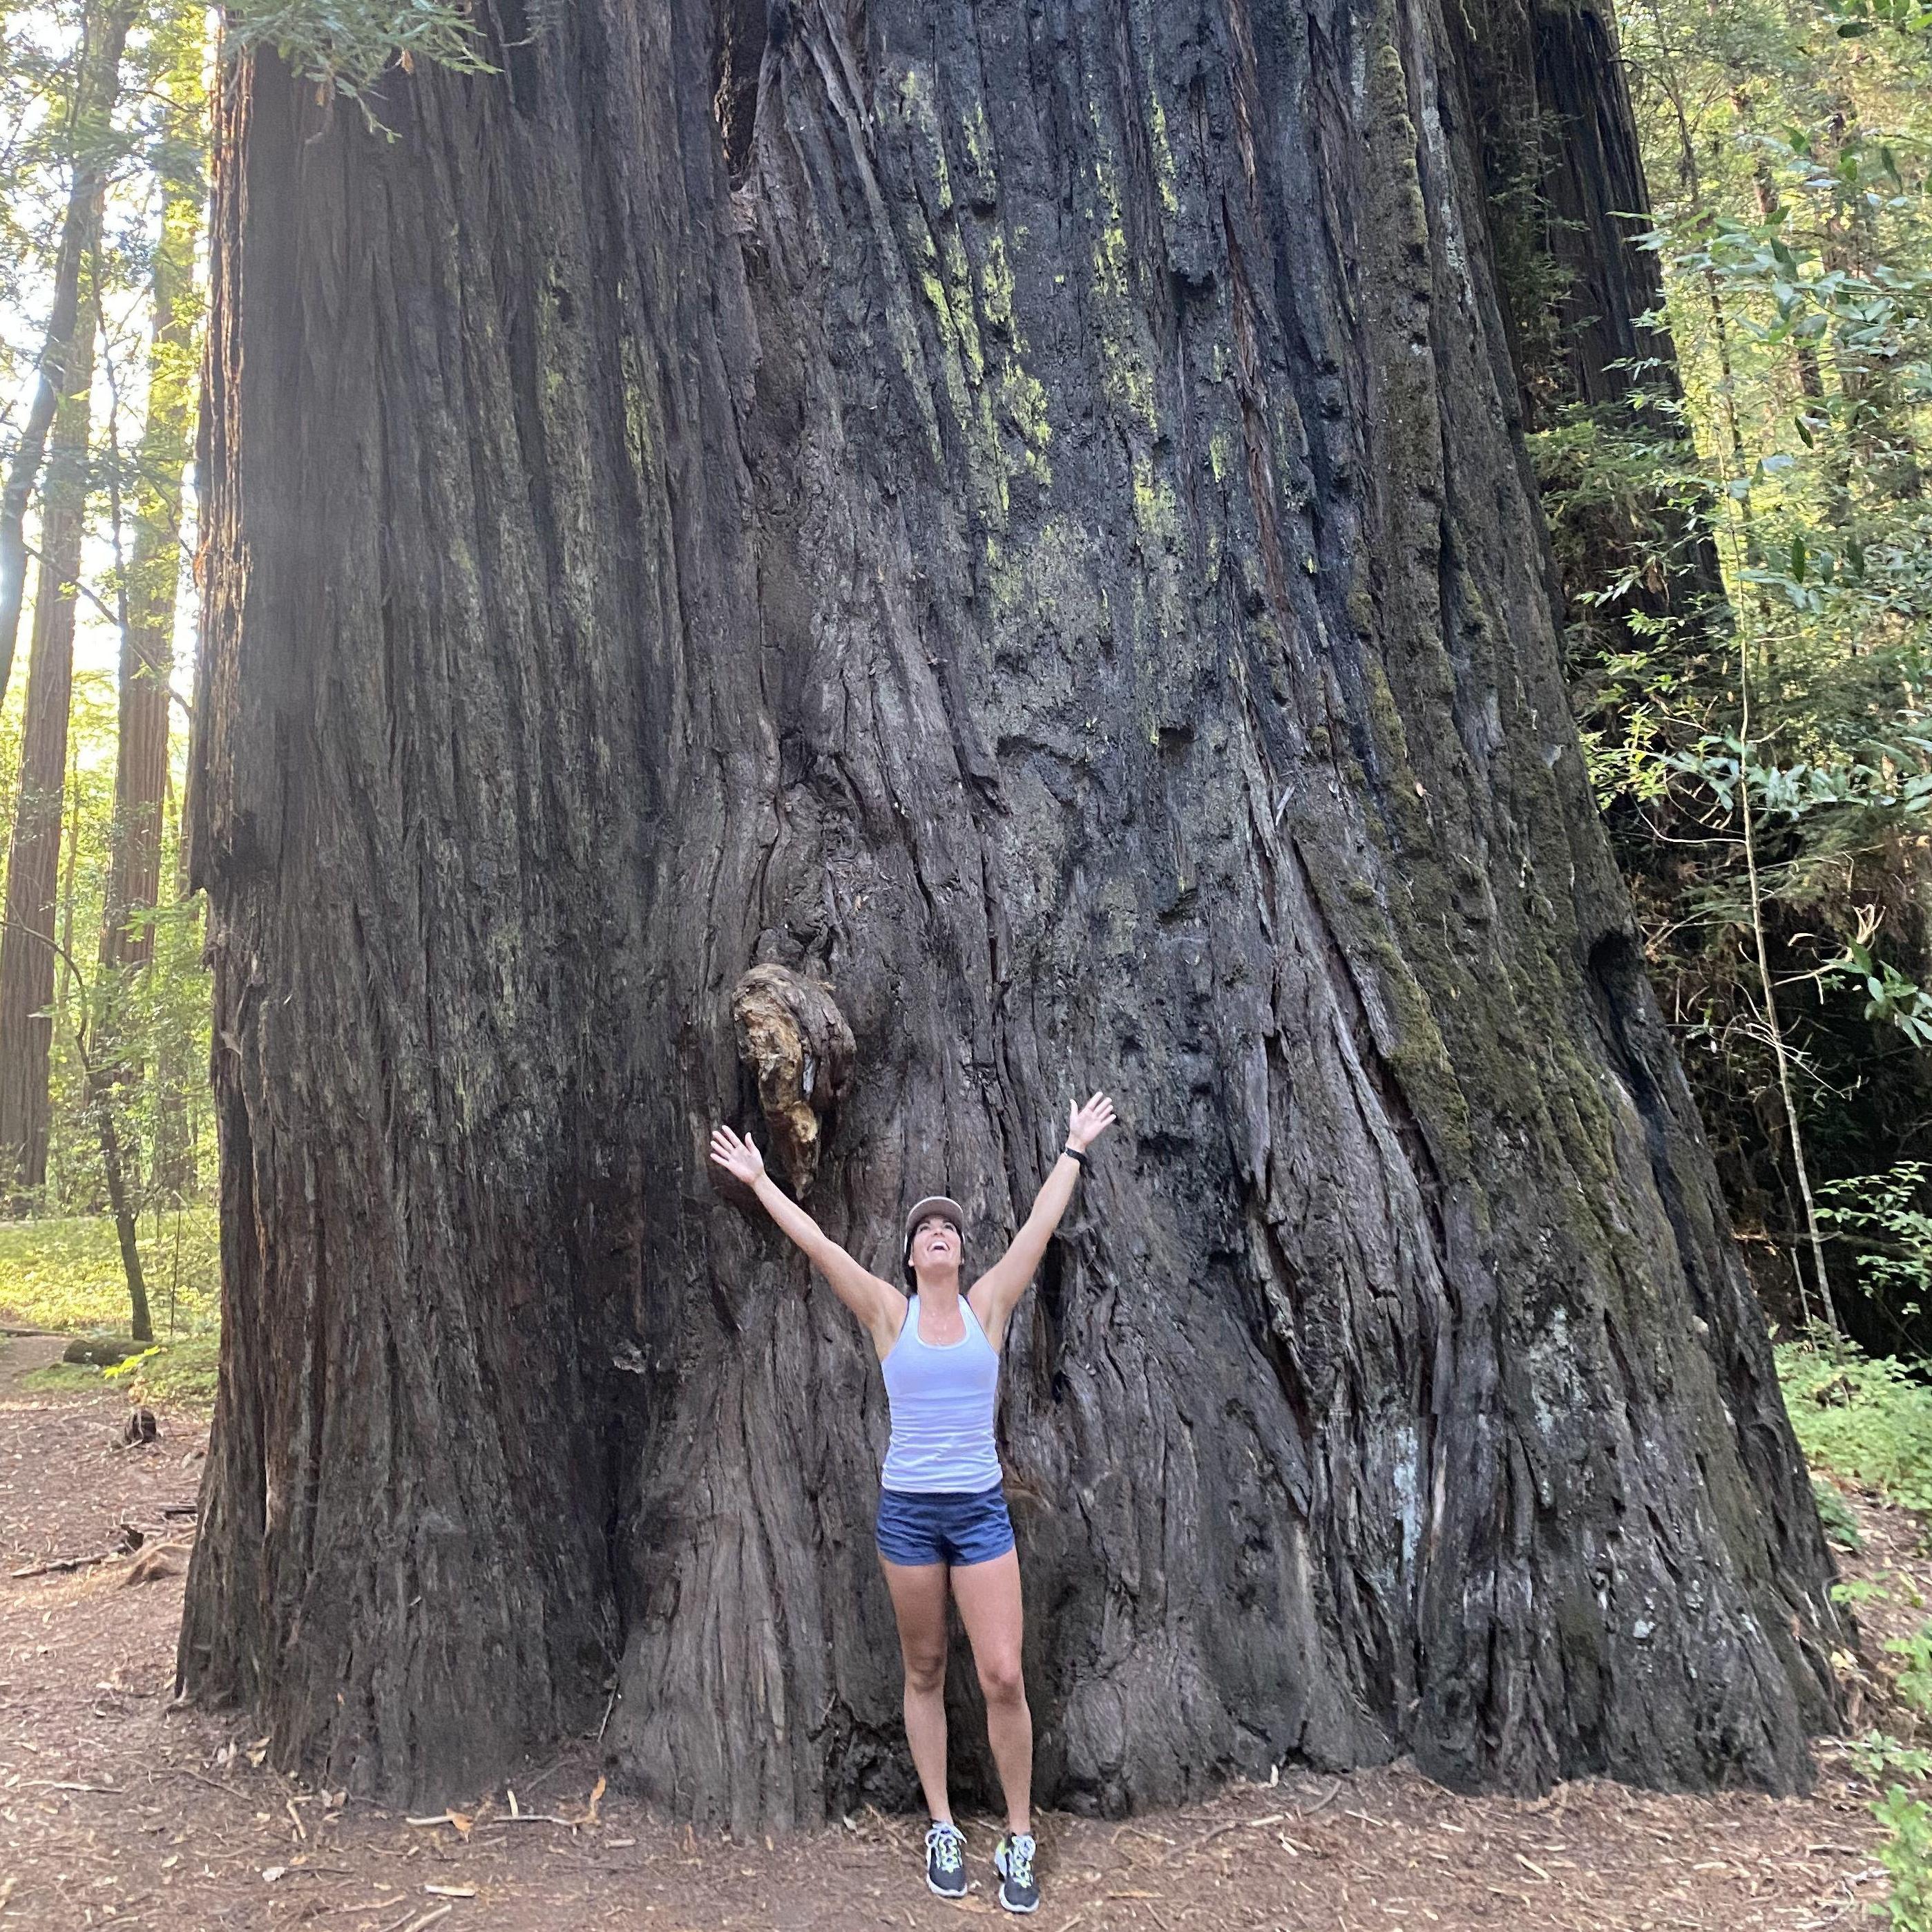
709;1091;1117;1914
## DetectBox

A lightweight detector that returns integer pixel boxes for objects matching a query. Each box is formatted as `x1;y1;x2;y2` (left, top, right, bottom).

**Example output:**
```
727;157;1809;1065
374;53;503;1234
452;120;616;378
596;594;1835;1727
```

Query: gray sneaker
925;1819;967;1899
994;1831;1039;1913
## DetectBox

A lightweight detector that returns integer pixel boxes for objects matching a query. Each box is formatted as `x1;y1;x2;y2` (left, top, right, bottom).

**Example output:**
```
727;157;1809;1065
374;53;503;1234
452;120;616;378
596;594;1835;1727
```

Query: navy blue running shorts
875;1484;1015;1567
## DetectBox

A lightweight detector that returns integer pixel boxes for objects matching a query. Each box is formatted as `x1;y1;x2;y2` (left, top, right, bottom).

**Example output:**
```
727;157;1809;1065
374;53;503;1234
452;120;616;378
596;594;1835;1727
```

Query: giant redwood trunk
181;0;1844;1828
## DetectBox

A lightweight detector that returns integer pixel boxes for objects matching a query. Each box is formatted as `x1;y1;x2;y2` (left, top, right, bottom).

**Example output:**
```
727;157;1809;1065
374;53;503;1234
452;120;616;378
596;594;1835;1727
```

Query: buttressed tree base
180;0;1845;1833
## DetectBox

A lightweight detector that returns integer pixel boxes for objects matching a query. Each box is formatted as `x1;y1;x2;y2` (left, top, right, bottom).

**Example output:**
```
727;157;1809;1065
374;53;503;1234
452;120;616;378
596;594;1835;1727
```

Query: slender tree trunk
48;716;86;1211
0;298;97;1206
150;774;200;1199
55;717;82;1021
93;1072;153;1341
1736;667;1838;1345
182;1;1844;1826
0;2;133;707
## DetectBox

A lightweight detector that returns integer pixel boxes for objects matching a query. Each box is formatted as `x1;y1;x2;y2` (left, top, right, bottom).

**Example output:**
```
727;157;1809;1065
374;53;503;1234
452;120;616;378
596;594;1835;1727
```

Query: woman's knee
903;1649;947;1696
976;1653;1026;1707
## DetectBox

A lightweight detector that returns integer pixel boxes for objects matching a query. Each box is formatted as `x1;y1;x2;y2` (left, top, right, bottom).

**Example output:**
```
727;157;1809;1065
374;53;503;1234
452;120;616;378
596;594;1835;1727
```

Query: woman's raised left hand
1067;1091;1117;1153
709;1122;767;1185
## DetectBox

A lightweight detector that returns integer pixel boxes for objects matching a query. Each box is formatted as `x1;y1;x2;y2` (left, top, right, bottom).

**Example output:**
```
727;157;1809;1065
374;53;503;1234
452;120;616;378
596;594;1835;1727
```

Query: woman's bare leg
879;1557;954;1821
950;1549;1031;1835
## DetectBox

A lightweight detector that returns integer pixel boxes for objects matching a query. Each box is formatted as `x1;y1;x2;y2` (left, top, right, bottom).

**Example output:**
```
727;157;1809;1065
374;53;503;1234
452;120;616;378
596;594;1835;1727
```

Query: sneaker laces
927;1822;964;1874
1004;1832;1035;1887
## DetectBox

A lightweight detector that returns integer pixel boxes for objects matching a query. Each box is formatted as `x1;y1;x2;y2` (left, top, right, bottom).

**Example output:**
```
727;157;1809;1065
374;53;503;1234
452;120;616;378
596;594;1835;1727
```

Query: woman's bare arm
968;1092;1116;1348
710;1125;905;1355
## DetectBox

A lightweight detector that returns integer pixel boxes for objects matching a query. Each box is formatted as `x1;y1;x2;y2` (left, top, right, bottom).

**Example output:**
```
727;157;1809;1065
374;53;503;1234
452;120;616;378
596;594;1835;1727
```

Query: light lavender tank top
879;1294;1003;1493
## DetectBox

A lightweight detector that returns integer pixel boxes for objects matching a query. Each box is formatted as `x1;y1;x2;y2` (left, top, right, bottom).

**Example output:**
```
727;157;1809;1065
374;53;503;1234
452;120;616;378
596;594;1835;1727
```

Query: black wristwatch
1064;1145;1088;1168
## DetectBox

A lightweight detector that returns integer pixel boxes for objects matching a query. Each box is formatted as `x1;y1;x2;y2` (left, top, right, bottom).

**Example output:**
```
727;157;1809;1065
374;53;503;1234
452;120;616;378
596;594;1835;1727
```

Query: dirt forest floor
0;1333;1915;1931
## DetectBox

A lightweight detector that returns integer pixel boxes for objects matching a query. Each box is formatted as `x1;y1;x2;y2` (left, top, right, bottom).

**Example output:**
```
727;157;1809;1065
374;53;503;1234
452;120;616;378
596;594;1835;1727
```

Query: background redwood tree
0;284;96;1204
99;3;200;984
180;0;1845;1828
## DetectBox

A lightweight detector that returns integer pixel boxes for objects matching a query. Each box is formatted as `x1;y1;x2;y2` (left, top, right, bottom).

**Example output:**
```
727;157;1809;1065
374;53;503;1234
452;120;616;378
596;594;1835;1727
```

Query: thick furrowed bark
181;42;644;1798
185;0;1842;1823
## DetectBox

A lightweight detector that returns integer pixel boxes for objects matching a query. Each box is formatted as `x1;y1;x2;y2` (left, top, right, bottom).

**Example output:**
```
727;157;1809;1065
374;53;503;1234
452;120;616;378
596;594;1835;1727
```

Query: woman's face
912;1215;960;1272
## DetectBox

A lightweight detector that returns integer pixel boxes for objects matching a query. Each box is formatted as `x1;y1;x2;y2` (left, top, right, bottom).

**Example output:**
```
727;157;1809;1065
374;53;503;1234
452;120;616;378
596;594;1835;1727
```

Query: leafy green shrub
1854;1734;1932;1781
1876;1618;1932;1928
1816;1477;1866;1550
1877;1785;1932;1931
1820;1164;1932;1325
1777;1341;1932;1511
1896;1625;1932;1716
0;1209;218;1336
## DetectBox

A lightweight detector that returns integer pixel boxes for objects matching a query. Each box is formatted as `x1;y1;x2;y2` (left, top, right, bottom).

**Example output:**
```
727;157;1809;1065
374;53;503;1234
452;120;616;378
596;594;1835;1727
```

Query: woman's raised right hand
709;1122;767;1186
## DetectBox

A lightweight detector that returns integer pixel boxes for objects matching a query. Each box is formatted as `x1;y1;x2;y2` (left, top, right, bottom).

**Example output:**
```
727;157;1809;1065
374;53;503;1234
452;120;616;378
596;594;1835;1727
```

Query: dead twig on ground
12;1548;115;1577
1187;1812;1287;1854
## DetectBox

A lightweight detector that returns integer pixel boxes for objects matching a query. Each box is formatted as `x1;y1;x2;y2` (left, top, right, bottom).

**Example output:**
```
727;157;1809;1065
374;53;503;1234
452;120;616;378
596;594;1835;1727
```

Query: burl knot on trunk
729;965;854;1194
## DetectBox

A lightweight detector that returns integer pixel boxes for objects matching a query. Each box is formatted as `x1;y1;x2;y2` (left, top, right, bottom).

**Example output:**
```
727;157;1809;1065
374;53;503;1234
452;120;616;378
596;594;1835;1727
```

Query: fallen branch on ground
12;1549;115;1578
